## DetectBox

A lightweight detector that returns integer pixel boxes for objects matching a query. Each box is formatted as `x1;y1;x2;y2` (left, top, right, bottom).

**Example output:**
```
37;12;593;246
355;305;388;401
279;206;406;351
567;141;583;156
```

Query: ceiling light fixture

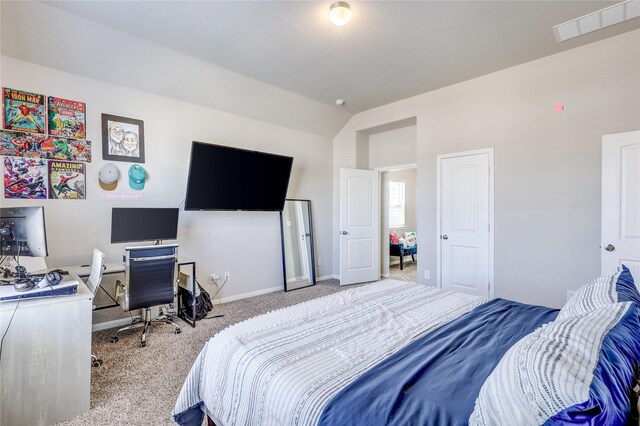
335;99;345;106
329;2;351;26
553;0;640;42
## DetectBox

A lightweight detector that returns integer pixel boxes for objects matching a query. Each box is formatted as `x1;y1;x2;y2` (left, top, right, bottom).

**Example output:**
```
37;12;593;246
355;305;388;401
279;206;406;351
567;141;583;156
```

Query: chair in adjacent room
85;248;106;367
111;244;181;347
389;243;417;270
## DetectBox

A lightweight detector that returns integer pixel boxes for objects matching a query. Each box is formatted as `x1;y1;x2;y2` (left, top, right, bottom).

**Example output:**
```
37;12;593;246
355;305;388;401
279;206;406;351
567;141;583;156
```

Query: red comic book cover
3;156;48;199
48;160;86;200
0;129;51;159
2;88;46;134
48;96;86;139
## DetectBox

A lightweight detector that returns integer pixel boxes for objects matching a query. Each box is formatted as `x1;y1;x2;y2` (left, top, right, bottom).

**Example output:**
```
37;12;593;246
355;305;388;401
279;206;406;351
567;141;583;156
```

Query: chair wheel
110;337;119;343
175;329;181;334
140;341;147;348
92;359;103;367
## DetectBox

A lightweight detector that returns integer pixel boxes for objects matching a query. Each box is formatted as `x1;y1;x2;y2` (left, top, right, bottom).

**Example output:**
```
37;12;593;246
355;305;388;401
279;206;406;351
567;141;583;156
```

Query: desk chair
85;248;106;367
111;244;181;347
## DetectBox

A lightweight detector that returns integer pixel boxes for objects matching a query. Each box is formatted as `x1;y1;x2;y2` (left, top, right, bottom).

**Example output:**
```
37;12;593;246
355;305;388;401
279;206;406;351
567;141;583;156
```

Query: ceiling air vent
553;0;640;42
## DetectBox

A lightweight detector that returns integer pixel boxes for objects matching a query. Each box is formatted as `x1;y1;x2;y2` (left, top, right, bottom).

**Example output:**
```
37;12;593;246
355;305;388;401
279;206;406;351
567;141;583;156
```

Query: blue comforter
318;298;559;426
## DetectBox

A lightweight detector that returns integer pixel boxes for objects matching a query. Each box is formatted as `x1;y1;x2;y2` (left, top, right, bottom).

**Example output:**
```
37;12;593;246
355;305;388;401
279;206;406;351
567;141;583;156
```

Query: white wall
1;57;334;306
369;125;417;169
333;30;640;308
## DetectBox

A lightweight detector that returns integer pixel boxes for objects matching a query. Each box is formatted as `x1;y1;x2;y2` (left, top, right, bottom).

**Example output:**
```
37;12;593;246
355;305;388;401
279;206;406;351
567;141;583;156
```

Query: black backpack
179;284;213;321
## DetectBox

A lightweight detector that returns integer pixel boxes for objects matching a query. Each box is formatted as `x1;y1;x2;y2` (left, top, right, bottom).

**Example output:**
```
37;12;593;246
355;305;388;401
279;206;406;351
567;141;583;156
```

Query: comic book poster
0;129;50;159
3;156;48;199
48;96;86;139
49;138;92;162
48;160;85;200
2;88;46;134
0;130;91;162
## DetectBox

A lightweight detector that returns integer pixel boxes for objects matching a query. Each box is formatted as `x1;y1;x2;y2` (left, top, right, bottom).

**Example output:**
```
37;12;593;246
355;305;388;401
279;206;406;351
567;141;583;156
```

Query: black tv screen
111;208;179;243
184;142;293;211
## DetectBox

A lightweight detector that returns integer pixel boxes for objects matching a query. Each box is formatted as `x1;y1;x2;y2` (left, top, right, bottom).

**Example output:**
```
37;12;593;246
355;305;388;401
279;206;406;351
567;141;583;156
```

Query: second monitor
111;208;179;244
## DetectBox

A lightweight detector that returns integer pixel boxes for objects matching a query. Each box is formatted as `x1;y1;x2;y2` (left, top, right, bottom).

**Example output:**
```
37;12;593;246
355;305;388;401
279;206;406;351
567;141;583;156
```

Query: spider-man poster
48;160;85;200
3;156;48;199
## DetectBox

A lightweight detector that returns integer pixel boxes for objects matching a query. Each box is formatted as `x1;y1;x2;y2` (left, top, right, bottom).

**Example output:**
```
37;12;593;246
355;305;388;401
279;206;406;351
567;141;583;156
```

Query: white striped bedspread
173;280;487;426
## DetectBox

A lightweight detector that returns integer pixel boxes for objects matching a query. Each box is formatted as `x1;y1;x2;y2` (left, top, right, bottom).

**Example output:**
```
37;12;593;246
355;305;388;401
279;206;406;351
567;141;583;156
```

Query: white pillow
557;268;621;320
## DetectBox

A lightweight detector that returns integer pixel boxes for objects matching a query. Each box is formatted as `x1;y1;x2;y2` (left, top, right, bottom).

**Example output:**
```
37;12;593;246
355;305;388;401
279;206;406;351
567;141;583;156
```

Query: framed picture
101;114;145;163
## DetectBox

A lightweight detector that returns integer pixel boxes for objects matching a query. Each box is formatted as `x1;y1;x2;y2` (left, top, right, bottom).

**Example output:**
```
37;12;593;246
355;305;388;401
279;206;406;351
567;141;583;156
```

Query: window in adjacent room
389;181;405;228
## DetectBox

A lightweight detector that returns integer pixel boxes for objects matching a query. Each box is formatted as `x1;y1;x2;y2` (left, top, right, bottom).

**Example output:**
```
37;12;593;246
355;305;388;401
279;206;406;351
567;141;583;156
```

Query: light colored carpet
56;279;359;426
389;261;417;282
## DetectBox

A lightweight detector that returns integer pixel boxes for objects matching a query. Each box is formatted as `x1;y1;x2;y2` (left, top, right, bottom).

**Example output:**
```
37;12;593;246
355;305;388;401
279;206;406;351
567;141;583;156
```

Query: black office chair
111;244;181;347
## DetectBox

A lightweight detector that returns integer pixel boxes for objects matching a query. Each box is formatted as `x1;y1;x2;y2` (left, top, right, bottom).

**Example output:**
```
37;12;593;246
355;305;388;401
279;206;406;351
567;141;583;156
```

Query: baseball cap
128;164;147;190
98;163;119;191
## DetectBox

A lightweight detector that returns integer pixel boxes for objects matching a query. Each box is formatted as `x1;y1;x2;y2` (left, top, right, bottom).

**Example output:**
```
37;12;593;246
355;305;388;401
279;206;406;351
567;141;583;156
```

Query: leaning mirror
280;199;316;291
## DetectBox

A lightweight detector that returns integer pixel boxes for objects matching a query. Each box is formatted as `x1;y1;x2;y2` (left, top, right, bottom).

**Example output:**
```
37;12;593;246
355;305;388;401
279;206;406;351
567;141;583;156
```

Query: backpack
179;284;213;321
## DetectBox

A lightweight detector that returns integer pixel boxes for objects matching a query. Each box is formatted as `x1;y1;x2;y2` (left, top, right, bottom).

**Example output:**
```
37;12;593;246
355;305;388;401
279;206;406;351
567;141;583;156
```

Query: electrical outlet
210;273;220;284
424;270;430;279
224;272;230;281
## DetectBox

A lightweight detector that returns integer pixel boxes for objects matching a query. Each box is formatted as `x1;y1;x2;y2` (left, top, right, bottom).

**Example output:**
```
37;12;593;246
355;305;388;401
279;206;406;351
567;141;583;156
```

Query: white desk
0;274;92;426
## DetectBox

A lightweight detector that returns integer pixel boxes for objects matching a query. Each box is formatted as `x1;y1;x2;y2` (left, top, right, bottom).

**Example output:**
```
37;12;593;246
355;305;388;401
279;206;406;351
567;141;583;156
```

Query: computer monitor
0;206;48;257
111;208;180;244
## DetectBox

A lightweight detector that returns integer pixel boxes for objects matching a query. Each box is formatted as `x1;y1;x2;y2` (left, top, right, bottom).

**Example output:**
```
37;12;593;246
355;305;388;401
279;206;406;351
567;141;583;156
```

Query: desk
0;274;91;426
59;257;198;327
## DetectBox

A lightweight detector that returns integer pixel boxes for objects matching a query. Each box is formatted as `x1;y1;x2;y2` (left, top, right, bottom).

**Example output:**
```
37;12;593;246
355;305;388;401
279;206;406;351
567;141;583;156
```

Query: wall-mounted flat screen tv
184;142;293;211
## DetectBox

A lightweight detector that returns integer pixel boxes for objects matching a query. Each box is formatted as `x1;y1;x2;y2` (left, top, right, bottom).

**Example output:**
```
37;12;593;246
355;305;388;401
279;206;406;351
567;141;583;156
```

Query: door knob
441;235;448;240
340;231;348;235
604;244;615;252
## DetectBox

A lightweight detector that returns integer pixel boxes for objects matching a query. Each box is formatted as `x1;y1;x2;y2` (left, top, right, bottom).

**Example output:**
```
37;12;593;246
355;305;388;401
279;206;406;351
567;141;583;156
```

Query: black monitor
0;206;48;257
111;208;179;244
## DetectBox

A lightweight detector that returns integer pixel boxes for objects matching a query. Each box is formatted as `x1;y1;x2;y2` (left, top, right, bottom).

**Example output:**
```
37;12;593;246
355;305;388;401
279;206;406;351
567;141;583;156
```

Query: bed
174;268;640;426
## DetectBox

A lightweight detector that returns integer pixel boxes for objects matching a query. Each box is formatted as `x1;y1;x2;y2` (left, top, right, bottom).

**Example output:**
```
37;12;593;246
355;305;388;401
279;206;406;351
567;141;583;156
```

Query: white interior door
438;150;493;297
340;168;380;285
602;130;640;283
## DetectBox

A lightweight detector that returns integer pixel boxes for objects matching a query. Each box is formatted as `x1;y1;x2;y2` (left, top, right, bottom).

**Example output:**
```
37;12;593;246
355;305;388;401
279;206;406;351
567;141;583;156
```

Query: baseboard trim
217;285;282;304
381;273;390;278
317;274;339;281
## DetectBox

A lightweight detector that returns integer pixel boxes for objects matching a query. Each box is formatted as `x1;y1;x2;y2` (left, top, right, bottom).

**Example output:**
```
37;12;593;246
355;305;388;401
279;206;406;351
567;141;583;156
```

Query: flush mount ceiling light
553;0;640;42
329;2;351;26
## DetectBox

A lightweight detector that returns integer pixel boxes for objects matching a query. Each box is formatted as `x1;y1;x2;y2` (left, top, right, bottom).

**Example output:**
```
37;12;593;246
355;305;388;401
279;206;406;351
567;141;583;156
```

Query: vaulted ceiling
47;1;639;113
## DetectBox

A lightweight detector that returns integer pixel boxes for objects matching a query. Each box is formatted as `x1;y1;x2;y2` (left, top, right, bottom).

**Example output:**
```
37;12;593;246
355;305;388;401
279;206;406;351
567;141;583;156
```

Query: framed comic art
101;113;145;163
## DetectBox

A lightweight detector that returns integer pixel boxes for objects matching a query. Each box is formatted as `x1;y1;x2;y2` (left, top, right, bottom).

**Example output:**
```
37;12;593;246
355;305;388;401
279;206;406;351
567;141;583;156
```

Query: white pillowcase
557;268;621;320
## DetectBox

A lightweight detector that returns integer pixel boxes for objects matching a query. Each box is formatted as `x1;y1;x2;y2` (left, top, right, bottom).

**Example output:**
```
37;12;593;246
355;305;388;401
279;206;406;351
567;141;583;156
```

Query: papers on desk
0;278;79;302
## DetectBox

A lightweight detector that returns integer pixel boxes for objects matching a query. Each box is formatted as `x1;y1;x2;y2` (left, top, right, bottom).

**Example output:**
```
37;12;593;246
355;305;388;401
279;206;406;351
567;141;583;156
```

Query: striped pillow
469;302;640;426
558;265;640;320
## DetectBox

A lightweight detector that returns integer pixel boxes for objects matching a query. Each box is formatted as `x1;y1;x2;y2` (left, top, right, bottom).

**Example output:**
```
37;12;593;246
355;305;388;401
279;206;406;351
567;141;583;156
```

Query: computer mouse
13;278;35;292
45;270;63;286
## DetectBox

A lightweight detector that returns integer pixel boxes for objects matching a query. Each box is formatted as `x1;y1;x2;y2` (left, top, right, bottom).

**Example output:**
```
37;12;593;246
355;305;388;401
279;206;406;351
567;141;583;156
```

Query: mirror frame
279;199;316;292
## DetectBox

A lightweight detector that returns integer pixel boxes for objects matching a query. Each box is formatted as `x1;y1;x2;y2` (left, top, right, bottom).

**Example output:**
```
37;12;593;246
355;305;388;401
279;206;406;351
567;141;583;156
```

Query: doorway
379;165;418;282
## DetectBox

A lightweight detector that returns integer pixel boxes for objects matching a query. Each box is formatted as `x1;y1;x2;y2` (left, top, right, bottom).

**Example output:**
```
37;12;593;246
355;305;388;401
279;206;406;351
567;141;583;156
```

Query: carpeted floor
56;279;359;426
389;261;417;282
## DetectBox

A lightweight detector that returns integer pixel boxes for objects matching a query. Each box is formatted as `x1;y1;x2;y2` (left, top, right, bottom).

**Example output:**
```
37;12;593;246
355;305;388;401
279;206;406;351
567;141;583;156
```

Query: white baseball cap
99;163;119;191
